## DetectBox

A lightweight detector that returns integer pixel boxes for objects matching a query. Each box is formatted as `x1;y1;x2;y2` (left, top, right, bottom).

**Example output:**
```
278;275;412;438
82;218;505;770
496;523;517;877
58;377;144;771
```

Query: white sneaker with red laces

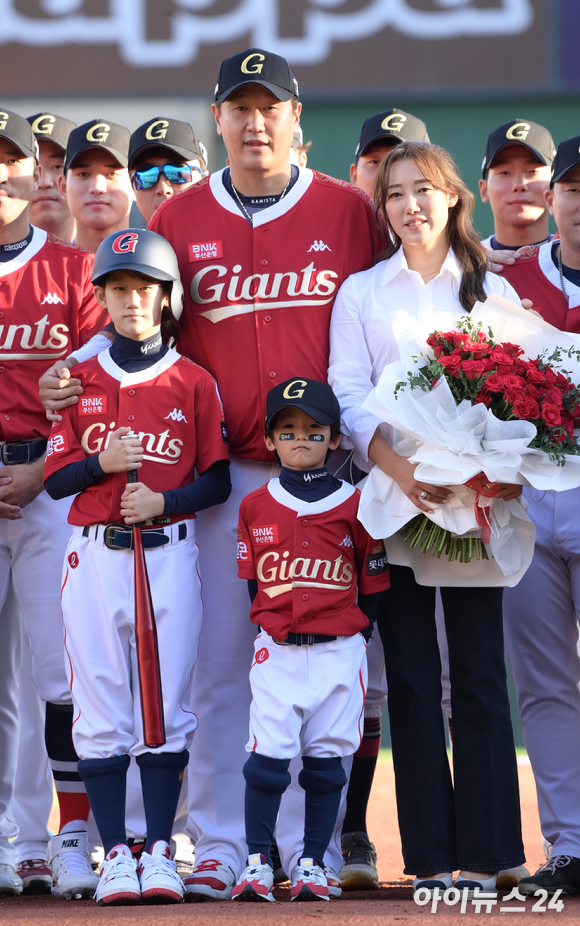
16;859;52;895
138;840;183;904
232;854;275;902
183;858;236;901
95;844;140;906
290;858;329;902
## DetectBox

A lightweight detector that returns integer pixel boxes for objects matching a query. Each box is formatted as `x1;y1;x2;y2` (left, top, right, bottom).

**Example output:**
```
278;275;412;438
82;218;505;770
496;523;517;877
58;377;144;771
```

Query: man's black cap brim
66;145;128;170
483;141;550;177
129;142;203;169
216;80;294;104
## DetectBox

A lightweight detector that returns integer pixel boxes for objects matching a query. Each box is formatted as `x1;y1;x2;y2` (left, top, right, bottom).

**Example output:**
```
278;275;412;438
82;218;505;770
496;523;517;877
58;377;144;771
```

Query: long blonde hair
374;141;487;312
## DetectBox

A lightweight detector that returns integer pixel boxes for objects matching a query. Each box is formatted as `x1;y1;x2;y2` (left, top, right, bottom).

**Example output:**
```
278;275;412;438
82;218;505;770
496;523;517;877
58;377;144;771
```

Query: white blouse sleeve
328;273;384;463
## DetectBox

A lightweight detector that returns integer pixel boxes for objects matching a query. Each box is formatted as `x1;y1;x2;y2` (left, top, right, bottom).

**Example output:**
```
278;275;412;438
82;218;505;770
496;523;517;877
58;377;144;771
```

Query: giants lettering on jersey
256;550;353;600
190;261;338;324
80;422;183;464
79;395;108;416
0;315;69;359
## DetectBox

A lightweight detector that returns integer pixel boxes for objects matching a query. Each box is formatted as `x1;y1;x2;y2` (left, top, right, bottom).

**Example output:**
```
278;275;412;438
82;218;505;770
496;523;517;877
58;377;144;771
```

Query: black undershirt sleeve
45;454;106;500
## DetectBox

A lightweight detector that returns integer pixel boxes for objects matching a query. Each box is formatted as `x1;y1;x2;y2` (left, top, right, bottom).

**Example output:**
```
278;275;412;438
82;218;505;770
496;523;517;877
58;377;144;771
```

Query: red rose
543;367;557;384
544;387;563;407
463;339;490;359
489;349;515;368
439;355;461;375
474;392;492;407
526;366;547;384
512;398;540;420
569;402;580;421
541;404;562;427
502;374;526;390
483;373;506;392
525;384;540;397
499;341;525;358
460;359;485;380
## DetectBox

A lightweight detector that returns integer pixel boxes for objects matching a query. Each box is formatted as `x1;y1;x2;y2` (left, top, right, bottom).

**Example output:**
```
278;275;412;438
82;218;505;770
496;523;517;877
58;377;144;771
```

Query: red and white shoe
232;854;275;902
324;865;343;899
16;859;52;895
138;840;183;904
183;858;236;901
96;844;140;906
290;858;329;902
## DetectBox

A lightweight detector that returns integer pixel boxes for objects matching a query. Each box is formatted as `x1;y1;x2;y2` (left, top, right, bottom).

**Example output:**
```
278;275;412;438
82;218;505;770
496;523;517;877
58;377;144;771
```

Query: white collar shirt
328;247;521;464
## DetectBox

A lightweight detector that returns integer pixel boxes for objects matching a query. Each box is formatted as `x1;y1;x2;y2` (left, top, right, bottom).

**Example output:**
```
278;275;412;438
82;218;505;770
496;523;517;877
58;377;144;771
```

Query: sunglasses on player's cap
355;109;430;158
481;119;556;177
265;378;341;430
27;113;76;153
128;117;208;170
0;108;38;160
550;136;580;187
65;119;130;170
215;48;299;103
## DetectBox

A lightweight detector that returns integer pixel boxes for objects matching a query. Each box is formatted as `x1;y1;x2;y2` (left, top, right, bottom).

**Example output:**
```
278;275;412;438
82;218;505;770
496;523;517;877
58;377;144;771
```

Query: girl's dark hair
374;141;488;313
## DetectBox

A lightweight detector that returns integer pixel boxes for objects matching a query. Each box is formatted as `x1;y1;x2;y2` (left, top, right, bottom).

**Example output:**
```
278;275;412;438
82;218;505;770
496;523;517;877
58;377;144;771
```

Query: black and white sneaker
519;855;580;896
339;831;379;890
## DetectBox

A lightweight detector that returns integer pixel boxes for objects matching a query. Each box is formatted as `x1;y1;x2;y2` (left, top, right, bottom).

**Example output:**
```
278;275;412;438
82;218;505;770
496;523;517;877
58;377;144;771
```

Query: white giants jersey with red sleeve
149;168;384;462
237;479;390;639
43;348;229;526
0;228;107;442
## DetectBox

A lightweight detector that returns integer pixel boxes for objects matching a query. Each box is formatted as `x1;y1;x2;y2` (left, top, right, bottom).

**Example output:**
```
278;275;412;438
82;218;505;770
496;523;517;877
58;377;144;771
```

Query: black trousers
378;565;525;875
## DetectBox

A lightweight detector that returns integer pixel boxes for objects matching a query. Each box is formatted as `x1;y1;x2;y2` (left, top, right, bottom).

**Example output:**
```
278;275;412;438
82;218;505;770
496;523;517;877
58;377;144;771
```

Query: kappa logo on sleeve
188;240;224;262
46;431;68;456
250;524;279;545
79;395;108;416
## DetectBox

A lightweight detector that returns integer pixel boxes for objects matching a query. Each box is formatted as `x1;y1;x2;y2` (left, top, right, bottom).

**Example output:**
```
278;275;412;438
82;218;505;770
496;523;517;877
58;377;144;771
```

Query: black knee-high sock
342;716;381;834
136;751;189;852
243;753;291;866
77;755;130;855
299;756;346;865
45;702;90;831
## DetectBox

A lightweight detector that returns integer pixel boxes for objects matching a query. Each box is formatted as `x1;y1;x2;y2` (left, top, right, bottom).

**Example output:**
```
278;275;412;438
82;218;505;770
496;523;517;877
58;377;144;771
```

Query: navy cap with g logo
27;113;76;153
265;378;340;430
0;108;38;160
355;109;430;158
215;48;299;103
550;136;580;187
481;119;556;178
65;119;130;170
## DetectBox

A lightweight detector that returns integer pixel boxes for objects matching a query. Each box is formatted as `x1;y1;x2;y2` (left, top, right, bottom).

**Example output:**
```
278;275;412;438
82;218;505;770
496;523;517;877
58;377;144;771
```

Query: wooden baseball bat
128;469;166;748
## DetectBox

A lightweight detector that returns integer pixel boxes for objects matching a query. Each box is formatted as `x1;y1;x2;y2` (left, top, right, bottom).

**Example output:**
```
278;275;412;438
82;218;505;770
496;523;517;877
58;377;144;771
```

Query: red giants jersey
237;479;390;639
150;168;384;462
44;348;229;526
502;240;580;333
0;228;106;441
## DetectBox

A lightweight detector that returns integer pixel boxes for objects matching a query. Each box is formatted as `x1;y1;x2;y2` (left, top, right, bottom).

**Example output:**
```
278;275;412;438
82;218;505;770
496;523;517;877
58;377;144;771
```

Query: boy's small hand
99;427;144;474
121;482;165;524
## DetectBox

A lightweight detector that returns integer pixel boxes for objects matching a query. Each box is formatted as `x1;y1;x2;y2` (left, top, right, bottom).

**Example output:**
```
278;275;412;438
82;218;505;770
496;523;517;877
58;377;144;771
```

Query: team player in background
129;117;208;225
0;110;107;898
43;229;231;905
39;48;385;898
479;119;556;251
500;137;580;897
27;113;76;242
59;120;134;253
233;379;389;903
349;109;429;199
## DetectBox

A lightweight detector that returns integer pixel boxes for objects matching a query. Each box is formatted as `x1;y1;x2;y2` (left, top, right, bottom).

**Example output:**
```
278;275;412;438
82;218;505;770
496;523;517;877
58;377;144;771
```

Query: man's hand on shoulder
39;359;82;423
486;245;534;274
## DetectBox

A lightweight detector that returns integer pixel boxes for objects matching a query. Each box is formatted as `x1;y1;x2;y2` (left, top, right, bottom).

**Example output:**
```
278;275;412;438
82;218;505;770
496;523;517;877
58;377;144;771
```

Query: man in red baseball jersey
37;47;385;898
0;109;107;899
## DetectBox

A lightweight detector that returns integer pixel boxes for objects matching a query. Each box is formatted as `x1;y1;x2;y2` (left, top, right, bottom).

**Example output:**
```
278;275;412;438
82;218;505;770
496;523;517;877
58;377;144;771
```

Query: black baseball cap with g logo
550;136;580;187
355;109;430;158
65;119;130;170
27;113;76;153
0;108;38;160
129;117;208;169
215;48;299;103
481;119;556;177
265;378;341;430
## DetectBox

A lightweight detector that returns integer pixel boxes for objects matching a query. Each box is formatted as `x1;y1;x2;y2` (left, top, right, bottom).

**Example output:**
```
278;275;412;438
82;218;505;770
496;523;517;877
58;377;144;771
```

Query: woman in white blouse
329;142;525;896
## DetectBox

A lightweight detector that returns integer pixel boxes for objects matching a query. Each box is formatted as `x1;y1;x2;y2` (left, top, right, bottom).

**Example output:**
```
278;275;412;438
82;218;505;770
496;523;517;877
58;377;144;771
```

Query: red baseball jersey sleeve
501;241;580;333
237;478;389;639
43;348;229;525
150;168;385;461
0;229;107;441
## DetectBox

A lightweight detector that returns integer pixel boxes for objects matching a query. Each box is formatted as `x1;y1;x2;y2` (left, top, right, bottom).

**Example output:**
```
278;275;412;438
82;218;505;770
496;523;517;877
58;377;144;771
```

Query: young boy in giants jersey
43;229;231;906
233;379;389;903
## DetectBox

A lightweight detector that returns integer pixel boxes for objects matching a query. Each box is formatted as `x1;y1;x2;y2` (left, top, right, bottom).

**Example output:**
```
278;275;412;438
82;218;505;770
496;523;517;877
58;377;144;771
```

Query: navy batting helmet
91;228;184;321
